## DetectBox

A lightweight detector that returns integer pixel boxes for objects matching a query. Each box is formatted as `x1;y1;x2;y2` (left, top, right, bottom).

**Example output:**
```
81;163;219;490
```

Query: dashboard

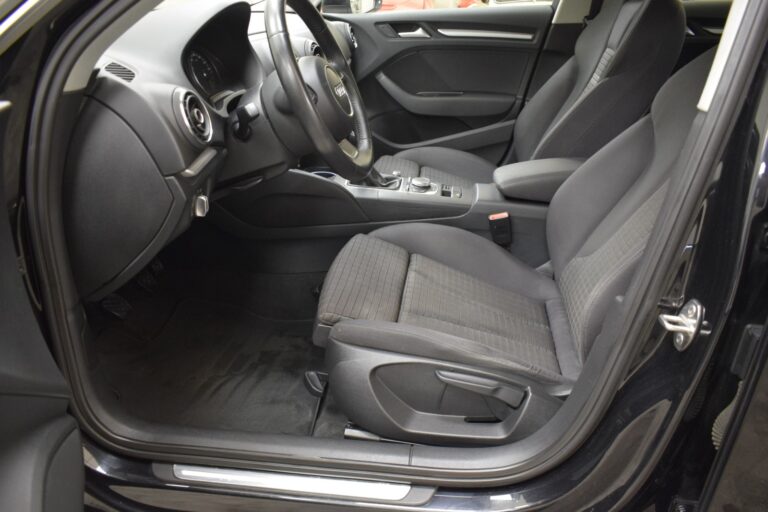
63;0;354;300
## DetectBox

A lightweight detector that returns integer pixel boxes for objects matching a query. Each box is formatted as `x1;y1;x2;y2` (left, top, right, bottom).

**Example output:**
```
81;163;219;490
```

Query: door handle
397;27;430;38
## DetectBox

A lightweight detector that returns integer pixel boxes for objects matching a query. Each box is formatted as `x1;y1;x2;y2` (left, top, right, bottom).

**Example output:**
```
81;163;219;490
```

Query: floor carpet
93;298;328;435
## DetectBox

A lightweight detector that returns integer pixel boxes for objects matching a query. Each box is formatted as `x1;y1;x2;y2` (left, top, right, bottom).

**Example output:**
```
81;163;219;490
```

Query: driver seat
372;0;685;188
314;49;714;445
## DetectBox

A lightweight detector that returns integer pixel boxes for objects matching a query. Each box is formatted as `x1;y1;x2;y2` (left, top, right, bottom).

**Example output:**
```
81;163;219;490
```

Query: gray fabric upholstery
372;222;559;301
514;0;685;162
316;49;715;390
317;229;574;383
559;184;667;358
548;50;715;359
372;0;685;190
399;255;560;376
316;234;408;325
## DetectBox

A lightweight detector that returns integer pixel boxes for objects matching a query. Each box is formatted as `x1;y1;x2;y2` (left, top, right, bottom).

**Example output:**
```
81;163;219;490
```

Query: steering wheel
265;0;373;182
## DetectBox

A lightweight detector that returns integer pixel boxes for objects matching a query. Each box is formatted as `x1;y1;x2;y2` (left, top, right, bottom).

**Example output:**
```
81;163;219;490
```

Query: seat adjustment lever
435;370;525;408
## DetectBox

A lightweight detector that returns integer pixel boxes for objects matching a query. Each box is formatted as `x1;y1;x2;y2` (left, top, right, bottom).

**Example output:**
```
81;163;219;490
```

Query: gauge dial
187;50;221;97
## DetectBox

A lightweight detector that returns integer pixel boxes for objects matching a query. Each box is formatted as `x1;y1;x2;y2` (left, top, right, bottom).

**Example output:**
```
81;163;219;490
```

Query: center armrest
493;158;584;203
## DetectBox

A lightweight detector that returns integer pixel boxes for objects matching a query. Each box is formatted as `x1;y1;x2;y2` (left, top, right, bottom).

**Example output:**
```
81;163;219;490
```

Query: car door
328;1;561;164
0;104;83;512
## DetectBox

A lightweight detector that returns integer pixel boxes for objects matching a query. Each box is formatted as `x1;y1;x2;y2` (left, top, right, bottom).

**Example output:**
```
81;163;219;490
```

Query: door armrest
493;158;584;202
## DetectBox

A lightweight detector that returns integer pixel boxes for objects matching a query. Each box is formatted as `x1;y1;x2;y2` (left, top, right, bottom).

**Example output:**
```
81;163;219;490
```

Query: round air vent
309;41;324;58
179;91;212;144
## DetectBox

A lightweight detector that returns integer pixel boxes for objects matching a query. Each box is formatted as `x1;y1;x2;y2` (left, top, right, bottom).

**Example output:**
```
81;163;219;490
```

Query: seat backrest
512;0;686;163
546;48;715;361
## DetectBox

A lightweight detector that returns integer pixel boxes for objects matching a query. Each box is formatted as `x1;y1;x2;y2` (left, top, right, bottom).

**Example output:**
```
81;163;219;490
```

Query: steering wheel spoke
265;0;373;181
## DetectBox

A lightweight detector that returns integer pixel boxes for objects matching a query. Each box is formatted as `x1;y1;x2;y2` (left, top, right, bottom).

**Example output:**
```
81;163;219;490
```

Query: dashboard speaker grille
104;62;135;82
180;92;212;144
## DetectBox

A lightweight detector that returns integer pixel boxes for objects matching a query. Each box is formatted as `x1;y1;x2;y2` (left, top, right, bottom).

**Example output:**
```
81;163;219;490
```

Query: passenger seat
374;0;686;189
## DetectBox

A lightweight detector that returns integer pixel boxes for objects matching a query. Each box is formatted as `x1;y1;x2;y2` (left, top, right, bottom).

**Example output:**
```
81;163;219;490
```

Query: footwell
93;299;332;435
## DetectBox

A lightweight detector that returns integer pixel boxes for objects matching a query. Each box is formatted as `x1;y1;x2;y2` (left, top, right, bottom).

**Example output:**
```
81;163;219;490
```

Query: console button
411;176;431;191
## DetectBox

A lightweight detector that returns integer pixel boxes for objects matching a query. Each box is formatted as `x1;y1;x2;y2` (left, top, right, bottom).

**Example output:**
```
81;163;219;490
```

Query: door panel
1;412;83;512
0;107;83;512
329;5;553;163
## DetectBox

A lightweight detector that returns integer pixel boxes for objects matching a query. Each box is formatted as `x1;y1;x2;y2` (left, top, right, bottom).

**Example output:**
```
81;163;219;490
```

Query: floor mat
94;299;325;435
312;392;349;439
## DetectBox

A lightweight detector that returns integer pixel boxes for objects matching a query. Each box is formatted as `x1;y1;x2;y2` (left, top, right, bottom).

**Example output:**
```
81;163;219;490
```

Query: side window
321;0;541;15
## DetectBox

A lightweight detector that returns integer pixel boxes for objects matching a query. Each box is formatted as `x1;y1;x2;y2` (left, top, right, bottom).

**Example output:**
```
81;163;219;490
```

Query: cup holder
310;169;337;179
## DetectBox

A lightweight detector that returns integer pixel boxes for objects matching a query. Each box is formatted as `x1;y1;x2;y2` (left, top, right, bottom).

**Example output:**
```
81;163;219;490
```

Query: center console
214;167;551;267
314;171;472;222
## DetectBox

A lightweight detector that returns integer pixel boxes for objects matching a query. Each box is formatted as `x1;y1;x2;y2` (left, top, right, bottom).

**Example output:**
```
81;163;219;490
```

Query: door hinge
669;497;699;512
658;299;707;352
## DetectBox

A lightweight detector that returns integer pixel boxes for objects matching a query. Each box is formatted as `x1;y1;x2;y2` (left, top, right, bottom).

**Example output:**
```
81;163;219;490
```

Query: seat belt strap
584;0;604;25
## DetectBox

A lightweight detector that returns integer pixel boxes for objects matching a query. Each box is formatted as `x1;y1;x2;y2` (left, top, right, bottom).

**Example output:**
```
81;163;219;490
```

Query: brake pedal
101;294;132;320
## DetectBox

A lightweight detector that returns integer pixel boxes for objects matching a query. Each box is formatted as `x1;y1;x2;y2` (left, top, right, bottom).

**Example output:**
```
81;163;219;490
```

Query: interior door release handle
397;27;430;38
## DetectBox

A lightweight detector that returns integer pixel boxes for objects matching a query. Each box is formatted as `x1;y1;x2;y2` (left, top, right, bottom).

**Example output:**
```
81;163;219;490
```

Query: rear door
329;2;559;164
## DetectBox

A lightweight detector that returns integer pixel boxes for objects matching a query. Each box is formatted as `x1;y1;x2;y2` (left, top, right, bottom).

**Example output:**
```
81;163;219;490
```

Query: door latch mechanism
658;299;705;352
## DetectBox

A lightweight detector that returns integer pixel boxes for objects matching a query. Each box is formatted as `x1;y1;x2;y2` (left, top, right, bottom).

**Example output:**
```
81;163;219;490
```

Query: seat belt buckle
488;212;512;247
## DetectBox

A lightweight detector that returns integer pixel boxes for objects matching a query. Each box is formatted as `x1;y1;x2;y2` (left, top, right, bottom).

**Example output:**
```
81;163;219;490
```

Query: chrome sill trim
436;28;534;41
172;465;412;501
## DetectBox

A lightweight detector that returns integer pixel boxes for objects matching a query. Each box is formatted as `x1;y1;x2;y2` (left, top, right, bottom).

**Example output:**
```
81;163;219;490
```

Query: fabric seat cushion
372;223;559;300
373;147;497;188
316;224;581;383
399;255;561;377
316;234;409;326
